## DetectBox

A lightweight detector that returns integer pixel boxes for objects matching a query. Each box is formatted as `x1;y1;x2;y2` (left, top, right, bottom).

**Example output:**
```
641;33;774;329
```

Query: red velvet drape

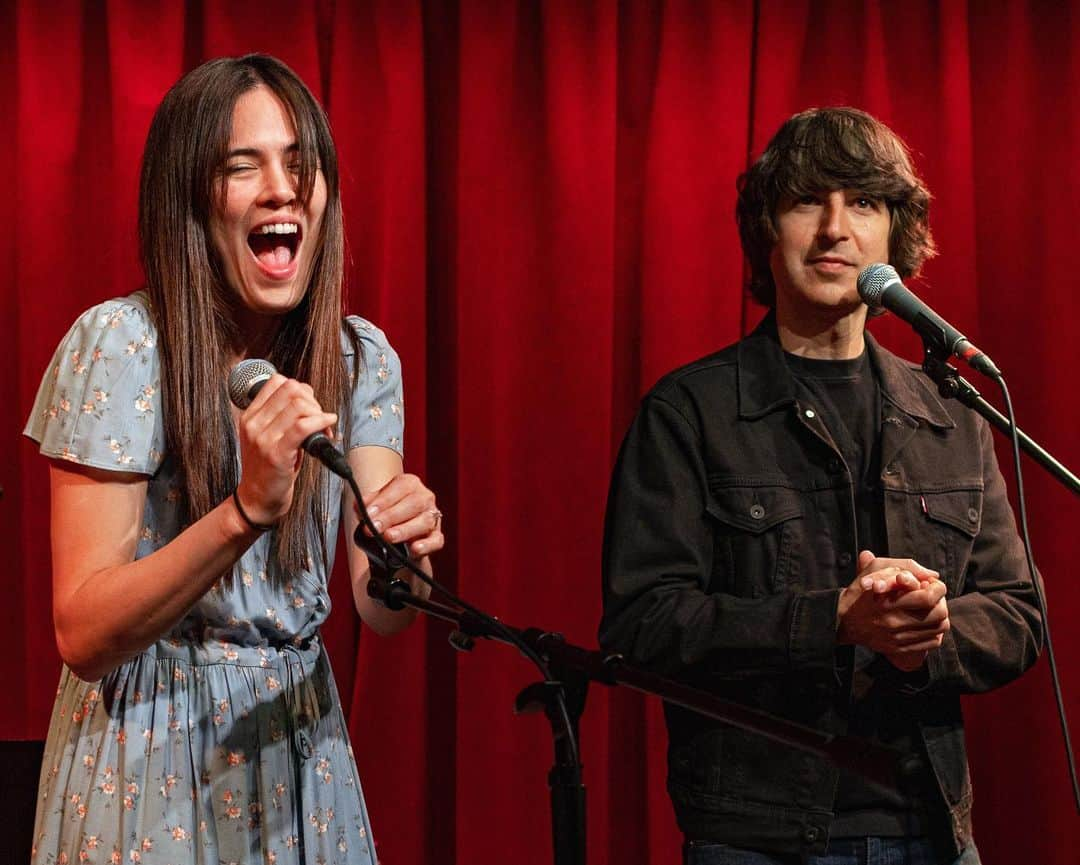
5;2;1078;863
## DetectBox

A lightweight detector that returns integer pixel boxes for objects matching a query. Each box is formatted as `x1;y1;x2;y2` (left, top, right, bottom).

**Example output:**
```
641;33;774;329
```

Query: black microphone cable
996;376;1080;811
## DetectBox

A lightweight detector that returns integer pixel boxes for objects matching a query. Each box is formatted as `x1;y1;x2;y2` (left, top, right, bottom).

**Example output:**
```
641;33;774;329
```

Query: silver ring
430;509;443;526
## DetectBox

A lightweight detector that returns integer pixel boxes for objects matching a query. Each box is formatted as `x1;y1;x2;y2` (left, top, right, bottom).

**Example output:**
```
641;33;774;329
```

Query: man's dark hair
736;107;936;307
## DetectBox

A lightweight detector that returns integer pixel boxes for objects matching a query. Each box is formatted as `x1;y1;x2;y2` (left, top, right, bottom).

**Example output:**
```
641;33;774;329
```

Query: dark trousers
683;837;980;865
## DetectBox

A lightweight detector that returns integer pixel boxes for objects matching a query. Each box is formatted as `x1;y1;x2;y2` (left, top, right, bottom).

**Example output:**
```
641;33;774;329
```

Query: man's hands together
837;550;950;672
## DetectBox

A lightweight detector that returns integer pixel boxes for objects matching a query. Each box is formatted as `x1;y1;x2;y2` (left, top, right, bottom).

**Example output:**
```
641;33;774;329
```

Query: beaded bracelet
232;489;275;533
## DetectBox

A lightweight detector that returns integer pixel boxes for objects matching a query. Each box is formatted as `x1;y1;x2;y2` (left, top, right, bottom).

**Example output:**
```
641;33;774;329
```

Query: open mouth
247;223;301;270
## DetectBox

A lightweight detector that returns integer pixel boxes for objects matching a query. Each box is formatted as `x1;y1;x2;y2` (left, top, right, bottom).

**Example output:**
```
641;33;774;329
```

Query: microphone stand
921;345;1080;812
366;571;909;865
921;352;1079;495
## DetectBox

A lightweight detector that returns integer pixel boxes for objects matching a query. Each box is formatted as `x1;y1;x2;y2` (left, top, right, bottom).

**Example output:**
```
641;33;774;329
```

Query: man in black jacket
599;108;1042;865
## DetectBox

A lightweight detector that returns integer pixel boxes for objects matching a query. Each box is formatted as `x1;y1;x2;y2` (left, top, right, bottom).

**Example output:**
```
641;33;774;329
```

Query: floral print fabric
23;293;405;865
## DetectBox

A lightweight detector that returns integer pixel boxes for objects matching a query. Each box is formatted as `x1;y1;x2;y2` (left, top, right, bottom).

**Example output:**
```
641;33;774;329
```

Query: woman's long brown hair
139;54;358;576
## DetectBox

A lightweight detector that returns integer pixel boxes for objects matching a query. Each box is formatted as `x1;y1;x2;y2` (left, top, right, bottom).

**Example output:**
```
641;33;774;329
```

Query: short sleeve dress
24;292;404;865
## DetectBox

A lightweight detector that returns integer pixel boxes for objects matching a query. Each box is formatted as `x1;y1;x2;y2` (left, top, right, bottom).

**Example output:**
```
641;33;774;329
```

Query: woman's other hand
359;473;444;558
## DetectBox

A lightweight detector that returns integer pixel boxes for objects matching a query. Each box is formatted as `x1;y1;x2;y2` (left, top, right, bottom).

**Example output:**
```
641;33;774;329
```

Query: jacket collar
736;310;955;429
735;312;798;420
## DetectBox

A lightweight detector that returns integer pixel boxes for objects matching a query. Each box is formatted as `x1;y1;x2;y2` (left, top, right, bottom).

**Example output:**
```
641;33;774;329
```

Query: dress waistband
147;635;323;670
138;638;332;759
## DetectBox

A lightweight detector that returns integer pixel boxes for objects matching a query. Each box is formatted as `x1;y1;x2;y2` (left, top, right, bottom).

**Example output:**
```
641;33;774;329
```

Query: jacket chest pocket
918;489;983;594
705;483;803;598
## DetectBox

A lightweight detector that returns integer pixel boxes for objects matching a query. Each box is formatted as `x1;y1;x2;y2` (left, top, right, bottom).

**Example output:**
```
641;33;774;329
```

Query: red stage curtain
4;2;1078;863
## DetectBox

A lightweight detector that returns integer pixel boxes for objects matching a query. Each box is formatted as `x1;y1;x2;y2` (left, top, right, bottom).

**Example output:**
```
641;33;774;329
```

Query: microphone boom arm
921;350;1080;496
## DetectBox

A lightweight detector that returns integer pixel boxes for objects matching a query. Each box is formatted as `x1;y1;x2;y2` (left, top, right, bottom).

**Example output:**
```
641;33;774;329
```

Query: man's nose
818;193;850;242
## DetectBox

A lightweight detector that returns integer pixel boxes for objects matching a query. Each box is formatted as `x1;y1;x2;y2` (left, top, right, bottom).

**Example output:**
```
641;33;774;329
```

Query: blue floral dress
23;292;404;865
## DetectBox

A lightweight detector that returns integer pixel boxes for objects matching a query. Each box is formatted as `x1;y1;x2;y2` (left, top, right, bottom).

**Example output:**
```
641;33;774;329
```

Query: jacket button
883;463;898;476
804;408;816;419
803;826;820;843
749;504;766;520
838;552;852;568
967;507;979;523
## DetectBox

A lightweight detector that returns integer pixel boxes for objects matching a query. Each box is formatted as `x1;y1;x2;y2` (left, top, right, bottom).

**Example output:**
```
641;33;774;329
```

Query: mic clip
922;347;983;406
353;524;410;571
354;525;412;609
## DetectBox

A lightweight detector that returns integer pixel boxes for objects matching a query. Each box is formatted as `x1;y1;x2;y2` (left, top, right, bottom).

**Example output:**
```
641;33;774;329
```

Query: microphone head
857;262;902;308
228;358;276;409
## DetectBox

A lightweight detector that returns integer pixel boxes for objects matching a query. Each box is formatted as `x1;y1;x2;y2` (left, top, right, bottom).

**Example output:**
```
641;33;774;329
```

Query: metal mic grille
857;263;901;308
228;359;276;409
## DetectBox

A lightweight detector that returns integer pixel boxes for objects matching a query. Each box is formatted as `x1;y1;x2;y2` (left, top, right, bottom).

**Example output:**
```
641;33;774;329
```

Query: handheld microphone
857;263;1001;378
227;358;353;479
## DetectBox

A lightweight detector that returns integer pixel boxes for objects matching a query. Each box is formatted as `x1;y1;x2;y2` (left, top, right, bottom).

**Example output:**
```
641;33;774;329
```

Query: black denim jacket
599;315;1043;856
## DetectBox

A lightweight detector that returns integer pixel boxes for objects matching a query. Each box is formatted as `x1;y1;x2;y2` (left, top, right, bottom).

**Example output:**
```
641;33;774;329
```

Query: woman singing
24;54;441;864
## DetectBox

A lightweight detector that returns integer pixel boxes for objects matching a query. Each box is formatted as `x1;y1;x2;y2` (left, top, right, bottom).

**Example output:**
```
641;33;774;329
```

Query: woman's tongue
249;233;294;270
259;244;292;268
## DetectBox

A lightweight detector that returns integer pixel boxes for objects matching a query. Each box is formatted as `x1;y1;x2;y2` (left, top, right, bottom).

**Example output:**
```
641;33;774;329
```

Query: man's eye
853;196;879;210
225;164;255;175
795;194;820;206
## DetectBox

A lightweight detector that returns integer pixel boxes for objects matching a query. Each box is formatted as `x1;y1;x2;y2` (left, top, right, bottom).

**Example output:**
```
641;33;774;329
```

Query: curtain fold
5;2;1078;863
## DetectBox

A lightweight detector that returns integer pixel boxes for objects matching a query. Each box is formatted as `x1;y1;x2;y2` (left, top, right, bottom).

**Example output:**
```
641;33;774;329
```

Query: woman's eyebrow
225;142;300;159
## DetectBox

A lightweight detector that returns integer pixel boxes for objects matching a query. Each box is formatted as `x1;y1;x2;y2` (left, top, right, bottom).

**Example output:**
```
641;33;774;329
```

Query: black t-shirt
784;349;883;562
785;349;937;838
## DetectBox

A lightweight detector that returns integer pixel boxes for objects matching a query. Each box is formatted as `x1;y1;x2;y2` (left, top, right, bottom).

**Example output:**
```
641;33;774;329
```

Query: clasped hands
837;550;950;672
